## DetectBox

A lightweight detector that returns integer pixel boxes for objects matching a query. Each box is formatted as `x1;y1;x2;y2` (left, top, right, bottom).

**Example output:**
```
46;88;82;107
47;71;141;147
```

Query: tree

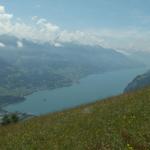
10;113;19;123
2;115;10;125
1;113;19;125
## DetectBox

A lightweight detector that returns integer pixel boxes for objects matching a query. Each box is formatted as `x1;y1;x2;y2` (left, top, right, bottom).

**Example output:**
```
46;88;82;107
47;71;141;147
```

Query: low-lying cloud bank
0;5;103;47
0;4;150;51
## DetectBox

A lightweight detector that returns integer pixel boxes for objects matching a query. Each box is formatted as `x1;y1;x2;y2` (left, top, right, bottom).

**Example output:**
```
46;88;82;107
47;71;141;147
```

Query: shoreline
0;96;35;123
0;67;146;116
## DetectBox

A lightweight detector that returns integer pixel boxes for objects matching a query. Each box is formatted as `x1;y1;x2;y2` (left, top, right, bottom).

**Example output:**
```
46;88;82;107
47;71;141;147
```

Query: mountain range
0;34;141;98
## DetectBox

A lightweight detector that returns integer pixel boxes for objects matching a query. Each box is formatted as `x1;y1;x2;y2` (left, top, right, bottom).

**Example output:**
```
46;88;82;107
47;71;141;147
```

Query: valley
1;1;150;149
4;67;147;115
0;35;142;114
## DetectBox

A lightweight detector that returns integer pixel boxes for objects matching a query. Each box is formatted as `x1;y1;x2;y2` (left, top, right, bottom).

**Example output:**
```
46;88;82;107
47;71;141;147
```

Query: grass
0;87;150;149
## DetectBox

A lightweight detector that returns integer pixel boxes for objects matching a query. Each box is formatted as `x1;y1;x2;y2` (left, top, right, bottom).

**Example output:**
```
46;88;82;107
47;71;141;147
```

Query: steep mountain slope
124;70;150;92
0;87;150;149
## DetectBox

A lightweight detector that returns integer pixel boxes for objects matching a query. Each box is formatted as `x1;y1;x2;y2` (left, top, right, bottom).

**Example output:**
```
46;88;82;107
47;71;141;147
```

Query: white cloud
17;41;23;48
0;5;150;51
58;30;103;46
0;5;104;47
0;5;5;14
32;16;38;21
0;42;5;47
37;18;59;32
93;29;150;51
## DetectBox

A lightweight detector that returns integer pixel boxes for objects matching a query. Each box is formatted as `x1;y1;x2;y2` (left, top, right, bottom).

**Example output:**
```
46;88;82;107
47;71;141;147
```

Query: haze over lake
5;67;147;115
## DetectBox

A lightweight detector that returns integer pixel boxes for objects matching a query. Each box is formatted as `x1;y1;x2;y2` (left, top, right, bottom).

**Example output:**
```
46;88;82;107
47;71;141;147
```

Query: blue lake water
4;67;148;115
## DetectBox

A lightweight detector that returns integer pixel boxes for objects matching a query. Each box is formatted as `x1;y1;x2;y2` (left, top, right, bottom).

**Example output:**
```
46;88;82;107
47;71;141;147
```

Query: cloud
0;5;13;25
37;18;60;32
0;6;103;47
0;42;5;47
17;41;23;48
58;30;103;46
93;29;150;51
0;4;150;51
0;5;5;14
32;16;38;21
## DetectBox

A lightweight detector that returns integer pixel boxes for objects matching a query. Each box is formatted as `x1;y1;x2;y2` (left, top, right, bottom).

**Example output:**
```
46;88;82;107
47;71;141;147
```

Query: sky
0;0;150;51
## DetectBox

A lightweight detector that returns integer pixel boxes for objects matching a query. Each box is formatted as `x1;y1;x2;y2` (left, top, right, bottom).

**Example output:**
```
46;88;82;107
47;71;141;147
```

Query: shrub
10;113;19;123
1;113;19;125
1;114;11;125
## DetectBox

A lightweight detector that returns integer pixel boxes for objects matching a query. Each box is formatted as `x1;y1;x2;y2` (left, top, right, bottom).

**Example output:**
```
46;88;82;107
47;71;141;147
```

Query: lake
4;67;148;115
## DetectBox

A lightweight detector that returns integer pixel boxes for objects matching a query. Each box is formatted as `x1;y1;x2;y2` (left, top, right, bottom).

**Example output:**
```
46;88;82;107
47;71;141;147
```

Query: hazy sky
0;0;150;51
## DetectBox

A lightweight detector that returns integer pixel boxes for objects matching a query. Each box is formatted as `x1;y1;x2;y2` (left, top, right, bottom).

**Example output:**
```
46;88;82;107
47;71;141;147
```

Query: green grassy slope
0;88;150;150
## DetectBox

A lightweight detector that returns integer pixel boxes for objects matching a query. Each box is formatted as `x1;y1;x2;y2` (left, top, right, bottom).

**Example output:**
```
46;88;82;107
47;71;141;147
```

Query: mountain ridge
124;70;150;92
0;35;141;98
